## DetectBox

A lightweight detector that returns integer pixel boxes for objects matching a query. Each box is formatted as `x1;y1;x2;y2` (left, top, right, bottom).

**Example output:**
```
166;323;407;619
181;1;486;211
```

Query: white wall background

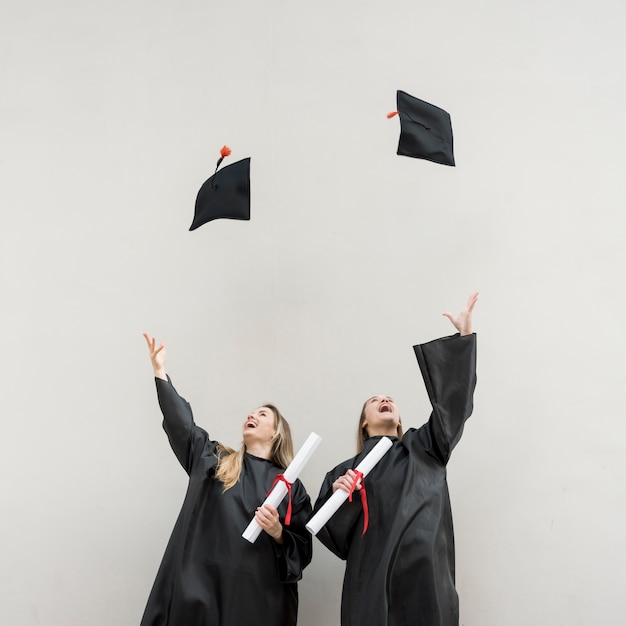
1;1;625;624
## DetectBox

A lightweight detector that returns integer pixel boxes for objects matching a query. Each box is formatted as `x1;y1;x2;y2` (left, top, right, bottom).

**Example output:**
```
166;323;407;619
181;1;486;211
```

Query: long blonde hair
356;398;403;454
215;404;294;491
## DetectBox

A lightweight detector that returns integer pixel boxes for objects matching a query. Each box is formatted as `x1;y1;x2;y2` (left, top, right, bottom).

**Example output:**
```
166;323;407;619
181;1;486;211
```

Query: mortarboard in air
387;90;455;166
189;146;251;230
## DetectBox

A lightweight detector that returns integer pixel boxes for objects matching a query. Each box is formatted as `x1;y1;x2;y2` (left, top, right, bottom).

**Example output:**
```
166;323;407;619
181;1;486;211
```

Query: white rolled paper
305;436;394;536
242;431;322;543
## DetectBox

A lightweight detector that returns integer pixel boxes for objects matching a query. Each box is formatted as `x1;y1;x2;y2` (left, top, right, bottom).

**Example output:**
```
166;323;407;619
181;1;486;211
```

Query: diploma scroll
242;432;322;543
305;436;393;536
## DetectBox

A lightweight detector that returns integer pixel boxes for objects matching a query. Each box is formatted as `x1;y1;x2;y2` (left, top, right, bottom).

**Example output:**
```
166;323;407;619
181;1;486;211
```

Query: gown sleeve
412;332;477;465
311;465;363;560
155;376;211;475
272;479;314;583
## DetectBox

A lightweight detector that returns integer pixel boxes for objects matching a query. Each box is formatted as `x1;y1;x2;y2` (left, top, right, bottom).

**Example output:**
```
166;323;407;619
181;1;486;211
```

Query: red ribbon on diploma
348;470;369;535
267;474;293;526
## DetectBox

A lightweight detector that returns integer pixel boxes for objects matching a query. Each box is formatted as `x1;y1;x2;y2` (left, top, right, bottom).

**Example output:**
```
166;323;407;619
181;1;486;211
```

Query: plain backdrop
1;1;625;625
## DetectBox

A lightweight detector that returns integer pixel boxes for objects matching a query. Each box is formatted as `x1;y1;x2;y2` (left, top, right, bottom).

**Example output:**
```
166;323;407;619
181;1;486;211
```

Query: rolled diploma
242;431;322;543
305;436;393;536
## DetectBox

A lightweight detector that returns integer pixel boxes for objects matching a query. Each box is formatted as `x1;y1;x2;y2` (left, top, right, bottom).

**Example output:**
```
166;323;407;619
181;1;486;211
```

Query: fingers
255;504;280;528
442;312;460;333
466;291;479;311
255;504;283;542
142;332;165;357
345;469;361;488
333;470;361;493
261;503;278;516
142;333;157;352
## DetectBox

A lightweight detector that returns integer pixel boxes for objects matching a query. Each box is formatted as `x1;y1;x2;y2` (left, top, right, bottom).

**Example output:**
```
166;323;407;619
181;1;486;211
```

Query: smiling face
242;406;277;446
361;395;401;438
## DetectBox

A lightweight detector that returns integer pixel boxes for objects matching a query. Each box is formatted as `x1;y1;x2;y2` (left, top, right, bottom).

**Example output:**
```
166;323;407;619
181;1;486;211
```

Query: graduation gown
312;333;477;626
140;377;313;626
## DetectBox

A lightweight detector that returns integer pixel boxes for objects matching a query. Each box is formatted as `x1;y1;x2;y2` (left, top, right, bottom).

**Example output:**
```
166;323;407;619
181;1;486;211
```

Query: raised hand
442;292;479;336
142;332;167;379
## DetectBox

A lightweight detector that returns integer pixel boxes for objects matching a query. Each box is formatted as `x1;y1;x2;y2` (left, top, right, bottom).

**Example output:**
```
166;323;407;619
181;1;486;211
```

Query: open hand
142;333;167;379
442;292;479;336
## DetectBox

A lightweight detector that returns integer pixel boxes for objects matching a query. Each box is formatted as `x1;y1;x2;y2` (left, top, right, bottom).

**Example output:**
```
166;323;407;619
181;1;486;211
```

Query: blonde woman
312;293;478;626
139;334;312;626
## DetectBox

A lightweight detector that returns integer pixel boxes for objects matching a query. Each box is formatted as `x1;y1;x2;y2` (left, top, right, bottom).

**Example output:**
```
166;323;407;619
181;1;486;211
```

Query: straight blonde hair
215;404;294;491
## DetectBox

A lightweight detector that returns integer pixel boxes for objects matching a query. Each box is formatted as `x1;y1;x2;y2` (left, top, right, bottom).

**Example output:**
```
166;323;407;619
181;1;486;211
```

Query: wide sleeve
155;376;210;475
272;479;313;583
412;332;477;465
310;467;363;560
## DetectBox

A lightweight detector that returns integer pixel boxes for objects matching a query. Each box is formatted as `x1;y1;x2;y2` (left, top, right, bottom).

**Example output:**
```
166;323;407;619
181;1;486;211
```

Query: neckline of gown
366;435;399;443
245;452;278;465
362;435;399;454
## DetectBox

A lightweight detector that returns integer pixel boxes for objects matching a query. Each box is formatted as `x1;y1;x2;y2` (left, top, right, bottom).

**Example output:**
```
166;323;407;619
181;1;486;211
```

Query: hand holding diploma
306;436;394;536
333;469;362;494
242;432;322;543
254;504;283;543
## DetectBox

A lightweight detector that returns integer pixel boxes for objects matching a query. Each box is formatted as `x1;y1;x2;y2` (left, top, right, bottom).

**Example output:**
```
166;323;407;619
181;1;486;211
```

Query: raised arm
142;332;208;473
412;293;478;464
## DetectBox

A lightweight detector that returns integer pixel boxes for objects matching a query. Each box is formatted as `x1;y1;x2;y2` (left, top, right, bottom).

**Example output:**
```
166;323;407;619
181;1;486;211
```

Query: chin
379;414;398;423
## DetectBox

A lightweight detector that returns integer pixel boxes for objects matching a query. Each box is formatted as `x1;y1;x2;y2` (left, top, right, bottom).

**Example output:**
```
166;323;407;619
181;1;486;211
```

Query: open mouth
379;404;392;413
245;420;257;429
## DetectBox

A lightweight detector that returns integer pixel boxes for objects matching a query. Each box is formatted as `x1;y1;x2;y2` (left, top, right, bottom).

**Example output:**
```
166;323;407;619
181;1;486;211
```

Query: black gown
312;333;477;626
140;377;313;626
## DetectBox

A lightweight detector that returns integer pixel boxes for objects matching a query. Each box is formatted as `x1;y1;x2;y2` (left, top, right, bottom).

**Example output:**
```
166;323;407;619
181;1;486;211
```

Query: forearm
414;333;477;461
156;377;202;472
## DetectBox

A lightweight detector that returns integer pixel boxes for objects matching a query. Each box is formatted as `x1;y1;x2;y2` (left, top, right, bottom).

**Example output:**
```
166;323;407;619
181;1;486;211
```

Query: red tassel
386;111;399;119
220;145;232;158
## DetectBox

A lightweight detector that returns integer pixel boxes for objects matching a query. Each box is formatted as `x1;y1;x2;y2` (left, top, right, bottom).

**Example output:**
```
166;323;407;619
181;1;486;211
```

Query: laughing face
242;406;277;445
361;395;401;437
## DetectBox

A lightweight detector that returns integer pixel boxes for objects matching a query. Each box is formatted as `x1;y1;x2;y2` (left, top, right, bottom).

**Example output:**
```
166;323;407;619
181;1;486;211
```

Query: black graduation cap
189;146;251;230
388;90;455;166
